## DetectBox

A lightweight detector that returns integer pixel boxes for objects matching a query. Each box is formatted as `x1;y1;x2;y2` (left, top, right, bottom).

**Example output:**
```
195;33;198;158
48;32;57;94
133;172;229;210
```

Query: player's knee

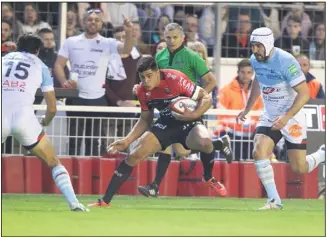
126;150;145;167
199;139;213;154
252;145;269;160
45;156;60;168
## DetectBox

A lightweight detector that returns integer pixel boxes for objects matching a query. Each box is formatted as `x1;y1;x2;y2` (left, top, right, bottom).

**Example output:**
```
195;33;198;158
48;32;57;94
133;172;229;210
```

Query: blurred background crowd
1;2;326;162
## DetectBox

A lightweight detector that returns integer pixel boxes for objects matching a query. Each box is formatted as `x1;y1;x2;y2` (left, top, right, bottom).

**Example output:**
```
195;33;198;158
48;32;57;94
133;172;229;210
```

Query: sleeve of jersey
108;38;119;54
193;53;210;77
41;64;54;92
57;38;70;58
136;89;149;111
178;75;201;101
283;57;306;87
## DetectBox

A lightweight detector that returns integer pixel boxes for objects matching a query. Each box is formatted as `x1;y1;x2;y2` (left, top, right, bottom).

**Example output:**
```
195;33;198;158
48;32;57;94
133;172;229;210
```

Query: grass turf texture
2;194;325;236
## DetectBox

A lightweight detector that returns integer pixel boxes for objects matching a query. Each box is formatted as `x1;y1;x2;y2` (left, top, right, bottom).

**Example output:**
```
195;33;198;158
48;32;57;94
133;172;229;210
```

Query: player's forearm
245;79;261;112
193;94;212;118
124;118;149;145
54;64;68;87
44;107;57;125
122;30;136;55
285;93;310;118
203;80;216;93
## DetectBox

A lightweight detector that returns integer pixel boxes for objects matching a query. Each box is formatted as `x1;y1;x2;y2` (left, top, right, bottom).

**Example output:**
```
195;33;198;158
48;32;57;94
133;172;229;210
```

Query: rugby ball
170;97;197;118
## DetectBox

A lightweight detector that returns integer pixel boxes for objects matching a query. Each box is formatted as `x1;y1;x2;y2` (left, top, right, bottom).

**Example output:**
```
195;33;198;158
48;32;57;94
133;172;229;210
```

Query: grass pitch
2;194;325;236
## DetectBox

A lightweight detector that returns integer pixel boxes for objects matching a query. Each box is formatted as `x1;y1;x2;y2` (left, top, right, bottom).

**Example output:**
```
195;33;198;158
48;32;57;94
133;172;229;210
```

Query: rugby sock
255;159;281;205
154;153;171;186
200;149;215;181
306;147;325;173
102;160;133;204
52;165;78;207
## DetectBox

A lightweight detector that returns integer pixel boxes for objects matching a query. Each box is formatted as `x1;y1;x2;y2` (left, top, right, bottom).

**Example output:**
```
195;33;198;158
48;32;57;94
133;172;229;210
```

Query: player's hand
132;84;140;96
236;109;249;124
107;139;129;154
174;105;199;121
40;116;50;127
117;100;136;107
3;41;17;51
63;80;77;89
272;114;291;130
122;15;134;32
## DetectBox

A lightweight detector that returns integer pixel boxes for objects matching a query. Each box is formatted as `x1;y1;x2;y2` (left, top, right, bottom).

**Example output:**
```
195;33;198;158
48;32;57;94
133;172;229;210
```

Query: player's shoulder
273;47;296;63
136;83;146;98
161;68;188;79
65;33;84;43
184;46;199;56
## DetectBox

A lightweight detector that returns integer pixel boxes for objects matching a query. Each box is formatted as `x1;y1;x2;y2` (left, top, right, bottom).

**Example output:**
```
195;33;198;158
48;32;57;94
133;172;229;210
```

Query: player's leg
90;131;162;206
12;108;87;211
1;109;12;145
253;127;283;210
185;123;227;196
282;116;325;175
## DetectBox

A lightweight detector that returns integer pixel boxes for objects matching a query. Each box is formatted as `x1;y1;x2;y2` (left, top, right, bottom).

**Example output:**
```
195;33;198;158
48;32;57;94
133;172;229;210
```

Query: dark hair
288;15;301;24
38;28;53;36
1;18;12;28
113;26;124;34
137;56;158;73
237;59;252;71
17;33;43;54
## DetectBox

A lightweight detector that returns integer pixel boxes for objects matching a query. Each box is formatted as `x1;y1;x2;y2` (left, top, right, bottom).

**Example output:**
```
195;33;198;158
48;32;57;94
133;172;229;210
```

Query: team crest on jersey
164;88;170;94
96;40;100;44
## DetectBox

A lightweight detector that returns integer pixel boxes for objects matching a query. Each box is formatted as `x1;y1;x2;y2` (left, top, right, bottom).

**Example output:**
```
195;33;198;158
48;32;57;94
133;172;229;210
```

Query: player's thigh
150;119;180;151
161;145;172;155
1;111;12;144
127;131;162;166
185;123;212;153
172;143;191;157
253;127;281;159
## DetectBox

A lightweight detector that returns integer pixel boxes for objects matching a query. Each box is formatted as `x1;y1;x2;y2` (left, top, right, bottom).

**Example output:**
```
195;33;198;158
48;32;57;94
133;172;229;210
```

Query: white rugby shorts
256;111;307;144
2;106;44;147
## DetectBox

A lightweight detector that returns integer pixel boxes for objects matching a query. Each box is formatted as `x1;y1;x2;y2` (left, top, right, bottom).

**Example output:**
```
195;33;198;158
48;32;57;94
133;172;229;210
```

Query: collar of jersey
82;33;100;40
168;44;184;55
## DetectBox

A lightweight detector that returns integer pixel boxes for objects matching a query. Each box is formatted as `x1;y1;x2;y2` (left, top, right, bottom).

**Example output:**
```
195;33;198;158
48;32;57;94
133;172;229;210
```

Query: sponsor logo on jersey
262;87;280;94
288;124;302;137
288;64;299;75
72;47;84;51
73;61;98;78
91;48;103;53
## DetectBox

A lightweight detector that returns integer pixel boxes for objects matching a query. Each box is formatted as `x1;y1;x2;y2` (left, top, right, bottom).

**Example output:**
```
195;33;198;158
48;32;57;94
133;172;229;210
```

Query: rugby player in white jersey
2;33;88;212
237;27;325;210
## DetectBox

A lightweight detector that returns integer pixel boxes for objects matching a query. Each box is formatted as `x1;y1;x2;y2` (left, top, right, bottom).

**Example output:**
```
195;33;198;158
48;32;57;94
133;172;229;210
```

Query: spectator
105;25;141;139
221;11;252;58
275;15;310;56
258;4;280;38
309;23;325;61
187;41;217;107
296;54;325;99
17;3;52;35
1;19;16;56
66;9;82;38
78;3;110;28
146;14;171;45
2;3;20;40
37;28;69;88
136;4;161;44
107;3;139;28
174;8;186;26
199;5;228;47
182;14;199;42
133;21;150;55
216;59;264;160
281;3;312;39
54;9;136;156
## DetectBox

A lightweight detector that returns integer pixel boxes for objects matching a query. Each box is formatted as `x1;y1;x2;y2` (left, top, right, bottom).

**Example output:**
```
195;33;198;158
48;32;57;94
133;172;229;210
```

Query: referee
138;23;233;197
54;9;136;156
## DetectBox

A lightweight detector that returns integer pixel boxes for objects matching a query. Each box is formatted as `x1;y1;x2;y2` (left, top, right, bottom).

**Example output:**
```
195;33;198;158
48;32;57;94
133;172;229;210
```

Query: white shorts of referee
2;106;44;150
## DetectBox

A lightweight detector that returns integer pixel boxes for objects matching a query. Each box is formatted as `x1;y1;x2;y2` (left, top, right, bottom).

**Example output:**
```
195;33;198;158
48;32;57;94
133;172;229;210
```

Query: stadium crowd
1;2;326;161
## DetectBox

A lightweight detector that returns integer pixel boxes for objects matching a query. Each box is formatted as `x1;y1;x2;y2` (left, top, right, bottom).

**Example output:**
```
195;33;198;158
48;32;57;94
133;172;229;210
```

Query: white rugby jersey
250;47;306;119
2;51;54;108
58;33;119;99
